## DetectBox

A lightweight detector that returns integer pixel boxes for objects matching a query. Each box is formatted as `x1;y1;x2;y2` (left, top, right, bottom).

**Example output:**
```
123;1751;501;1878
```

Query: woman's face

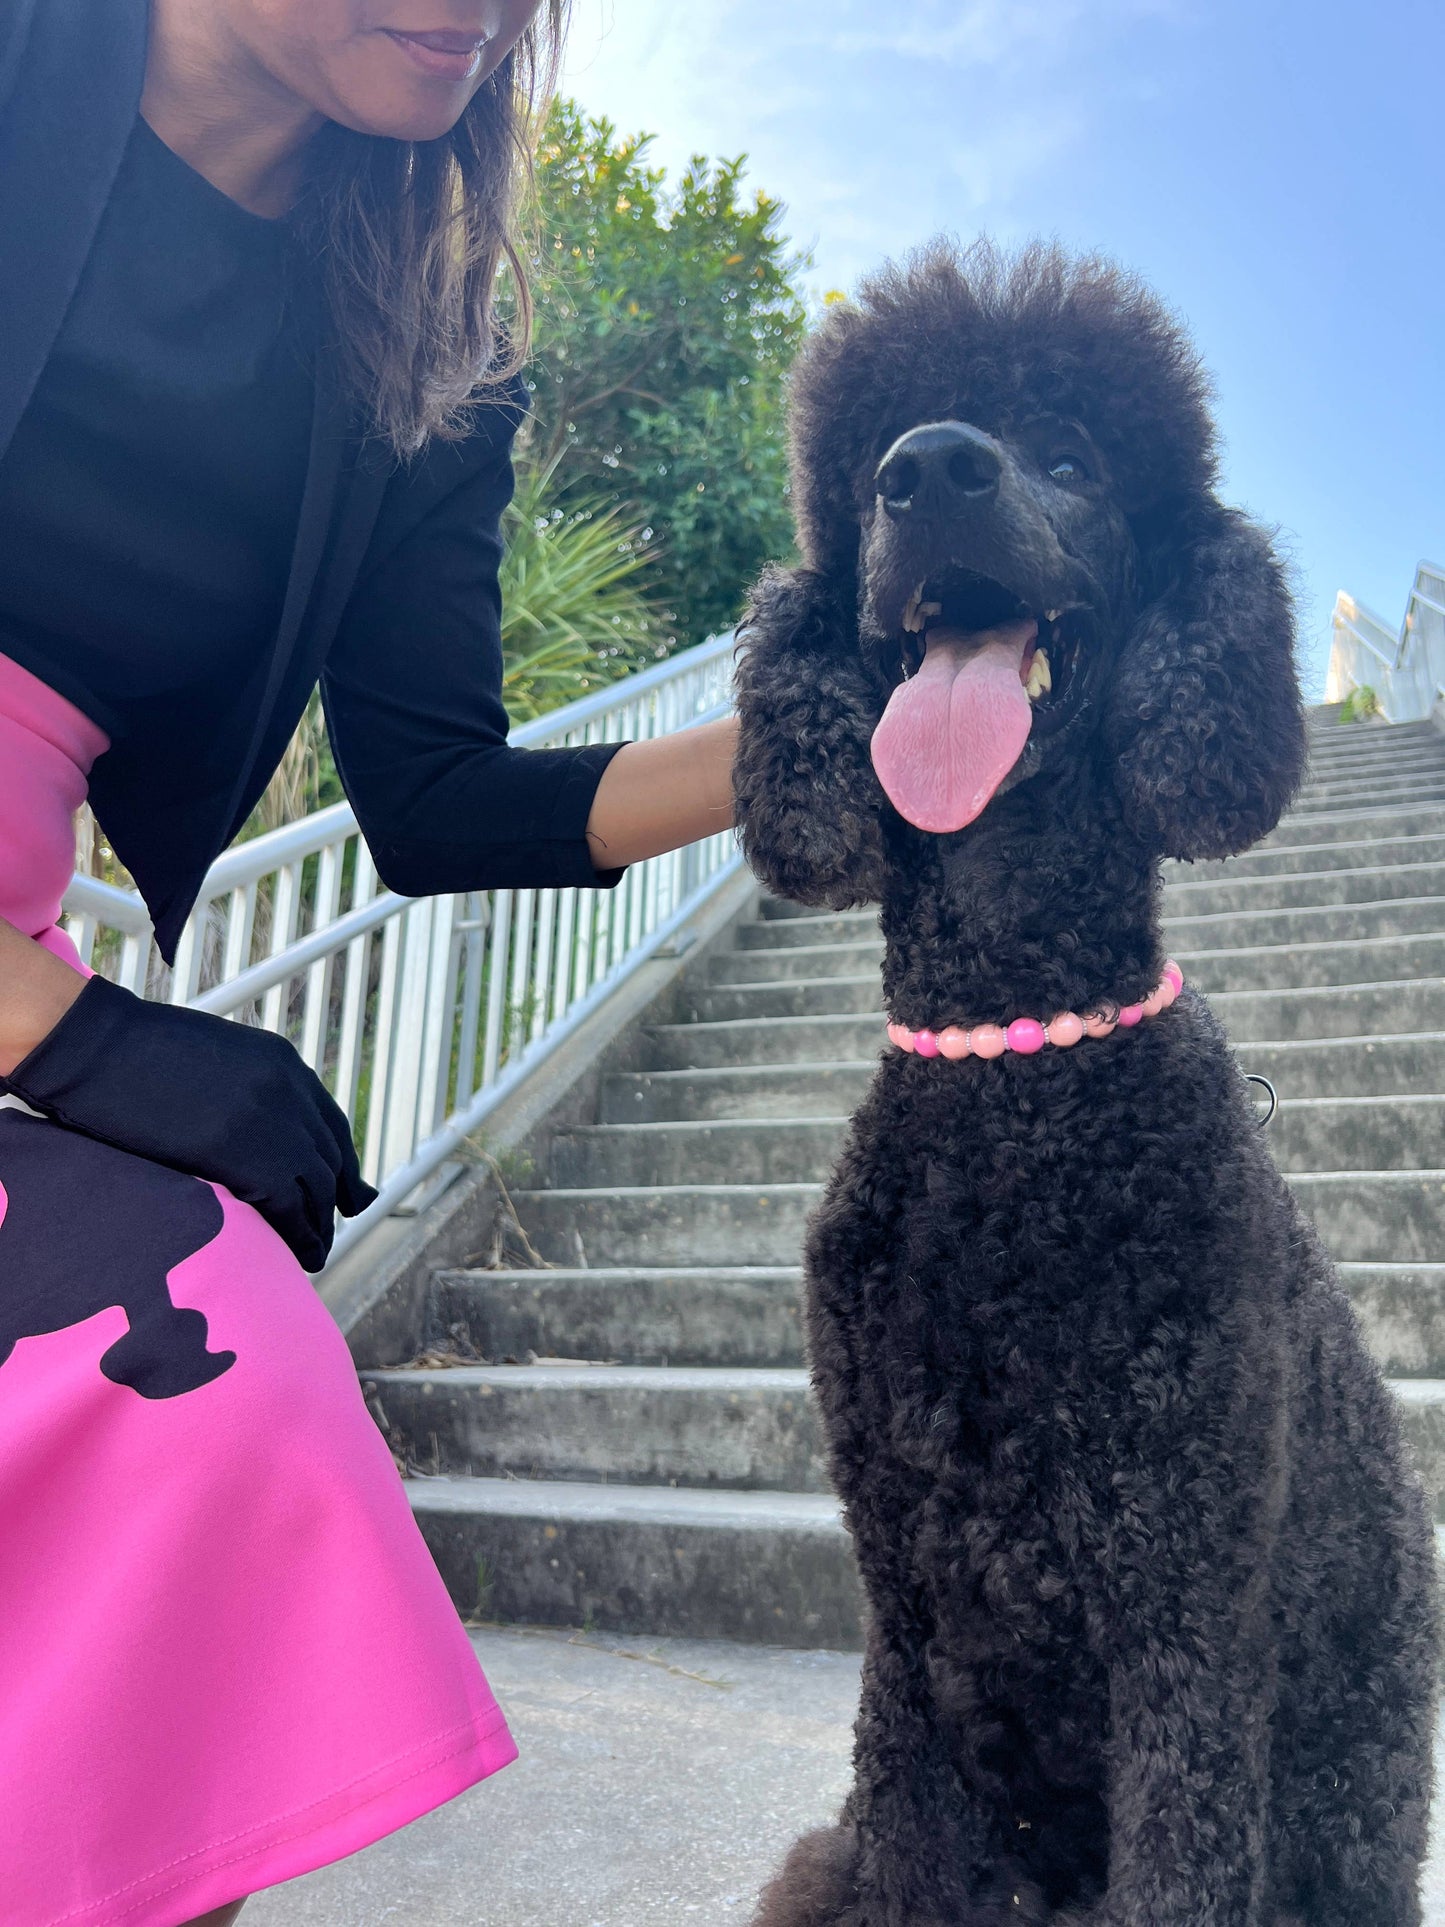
227;0;547;141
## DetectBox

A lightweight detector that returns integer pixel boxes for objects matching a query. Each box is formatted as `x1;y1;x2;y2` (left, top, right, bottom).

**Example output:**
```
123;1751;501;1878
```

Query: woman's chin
317;50;486;145
325;91;477;144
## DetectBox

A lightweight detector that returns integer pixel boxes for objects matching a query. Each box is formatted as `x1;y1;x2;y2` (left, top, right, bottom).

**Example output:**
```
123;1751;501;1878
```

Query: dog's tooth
918;600;942;623
1024;647;1052;702
903;591;923;633
1045;608;1062;622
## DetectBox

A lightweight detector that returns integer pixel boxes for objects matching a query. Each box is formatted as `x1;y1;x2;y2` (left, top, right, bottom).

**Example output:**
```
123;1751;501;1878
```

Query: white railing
61;633;741;1261
1327;562;1445;722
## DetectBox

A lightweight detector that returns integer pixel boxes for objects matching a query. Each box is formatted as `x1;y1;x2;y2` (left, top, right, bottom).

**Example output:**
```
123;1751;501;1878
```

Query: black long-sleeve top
0;77;624;962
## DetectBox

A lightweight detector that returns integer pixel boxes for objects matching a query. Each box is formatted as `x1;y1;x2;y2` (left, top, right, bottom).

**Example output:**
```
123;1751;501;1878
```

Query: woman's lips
382;28;487;81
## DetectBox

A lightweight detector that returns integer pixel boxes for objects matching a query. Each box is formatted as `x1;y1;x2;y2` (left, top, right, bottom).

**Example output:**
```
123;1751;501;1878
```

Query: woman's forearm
0;919;88;1077
584;716;739;871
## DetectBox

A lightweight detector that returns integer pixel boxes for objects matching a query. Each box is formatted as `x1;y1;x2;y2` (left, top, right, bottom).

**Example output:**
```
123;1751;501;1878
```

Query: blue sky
561;0;1444;697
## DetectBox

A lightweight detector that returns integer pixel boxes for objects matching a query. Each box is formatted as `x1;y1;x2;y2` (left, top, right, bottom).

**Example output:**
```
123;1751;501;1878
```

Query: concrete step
607;1062;873;1119
1209;979;1445;1041
552;1117;847;1188
1161;859;1445;917
365;1364;829;1492
1259;803;1445;848
1305;739;1445;768
513;1170;1444;1268
1345;1266;1445;1378
1303;742;1445;769
737;911;878;951
1304;758;1444;784
512;1183;818;1268
718;913;1445;985
1182;932;1445;994
1163;897;1445;951
1267;1097;1445;1173
407;1475;861;1646
433;1263;1445;1377
684;976;885;1022
1307;715;1434;737
1236;1033;1445;1100
1291;784;1445;816
642;1014;884;1072
431;1266;804;1368
1300;764;1445;798
1164;831;1445;883
556;1099;1443;1186
709;940;882;984
1290;1170;1445;1263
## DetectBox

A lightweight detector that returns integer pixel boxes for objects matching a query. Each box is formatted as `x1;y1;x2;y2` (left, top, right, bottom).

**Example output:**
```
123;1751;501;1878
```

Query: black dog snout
876;421;1002;521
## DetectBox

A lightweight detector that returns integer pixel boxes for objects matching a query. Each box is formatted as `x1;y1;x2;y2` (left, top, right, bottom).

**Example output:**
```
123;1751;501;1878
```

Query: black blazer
0;0;622;962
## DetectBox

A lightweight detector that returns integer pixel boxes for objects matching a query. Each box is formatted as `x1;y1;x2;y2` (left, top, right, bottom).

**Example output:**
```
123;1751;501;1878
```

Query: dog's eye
1048;454;1090;484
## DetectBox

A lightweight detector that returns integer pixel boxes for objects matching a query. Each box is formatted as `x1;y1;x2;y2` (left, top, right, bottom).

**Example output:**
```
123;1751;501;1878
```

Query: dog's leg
751;1606;1050;1927
733;567;892;910
842;1607;1051;1927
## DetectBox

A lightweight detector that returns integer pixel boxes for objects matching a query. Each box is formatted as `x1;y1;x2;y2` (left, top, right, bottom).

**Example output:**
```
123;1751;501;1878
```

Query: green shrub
1339;684;1381;723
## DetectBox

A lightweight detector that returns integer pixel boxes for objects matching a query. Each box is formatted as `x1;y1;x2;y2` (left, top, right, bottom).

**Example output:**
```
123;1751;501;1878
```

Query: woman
0;2;738;1920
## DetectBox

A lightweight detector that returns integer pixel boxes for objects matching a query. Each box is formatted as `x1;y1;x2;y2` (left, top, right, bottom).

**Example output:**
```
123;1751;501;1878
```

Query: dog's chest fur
804;996;1293;1655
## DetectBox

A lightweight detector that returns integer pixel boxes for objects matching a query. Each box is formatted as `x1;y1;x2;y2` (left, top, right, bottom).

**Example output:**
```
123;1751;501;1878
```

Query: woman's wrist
0;919;89;1079
584;716;739;872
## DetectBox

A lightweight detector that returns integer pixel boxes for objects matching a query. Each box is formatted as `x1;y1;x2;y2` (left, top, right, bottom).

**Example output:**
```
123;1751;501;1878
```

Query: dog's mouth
871;569;1096;834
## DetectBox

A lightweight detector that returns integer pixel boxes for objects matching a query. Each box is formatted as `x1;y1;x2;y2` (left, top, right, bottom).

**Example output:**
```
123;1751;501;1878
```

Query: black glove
1;974;377;1271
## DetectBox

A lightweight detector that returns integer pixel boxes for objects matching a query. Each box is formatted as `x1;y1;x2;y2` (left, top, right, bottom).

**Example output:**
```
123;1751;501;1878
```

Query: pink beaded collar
887;960;1184;1061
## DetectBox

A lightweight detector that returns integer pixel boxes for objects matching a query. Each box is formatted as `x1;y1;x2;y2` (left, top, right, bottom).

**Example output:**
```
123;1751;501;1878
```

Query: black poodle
734;242;1438;1927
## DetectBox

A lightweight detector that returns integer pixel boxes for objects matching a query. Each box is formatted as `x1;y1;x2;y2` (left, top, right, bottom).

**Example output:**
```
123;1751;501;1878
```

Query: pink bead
1005;1018;1047;1055
1047;1011;1085;1048
1083;1010;1117;1039
914;1029;940;1058
938;1026;972;1060
970;1024;1007;1059
1156;975;1177;1010
1141;987;1165;1018
1162;959;1184;995
1117;1003;1145;1027
886;1022;911;1051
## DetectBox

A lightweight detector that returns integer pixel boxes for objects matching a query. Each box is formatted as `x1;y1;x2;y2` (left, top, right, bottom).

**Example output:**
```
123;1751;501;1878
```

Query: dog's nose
875;422;1003;521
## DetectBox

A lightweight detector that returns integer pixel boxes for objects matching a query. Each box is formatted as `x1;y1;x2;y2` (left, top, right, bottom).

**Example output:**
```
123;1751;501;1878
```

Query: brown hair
293;5;567;457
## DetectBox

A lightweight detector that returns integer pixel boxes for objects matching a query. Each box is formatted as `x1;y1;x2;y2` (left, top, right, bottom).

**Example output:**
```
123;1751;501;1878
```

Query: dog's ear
1106;509;1306;860
733;566;891;908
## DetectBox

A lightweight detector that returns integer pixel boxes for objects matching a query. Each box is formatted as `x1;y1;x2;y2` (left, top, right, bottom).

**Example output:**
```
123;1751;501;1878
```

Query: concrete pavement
245;1624;1445;1924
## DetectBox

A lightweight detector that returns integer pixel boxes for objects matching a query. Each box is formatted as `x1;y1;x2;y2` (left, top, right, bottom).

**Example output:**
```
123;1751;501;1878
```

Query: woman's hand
1;968;375;1272
583;716;739;871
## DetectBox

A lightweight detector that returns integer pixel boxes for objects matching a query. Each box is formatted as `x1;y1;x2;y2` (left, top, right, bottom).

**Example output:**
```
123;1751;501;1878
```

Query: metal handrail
61;632;742;1261
1327;563;1445;722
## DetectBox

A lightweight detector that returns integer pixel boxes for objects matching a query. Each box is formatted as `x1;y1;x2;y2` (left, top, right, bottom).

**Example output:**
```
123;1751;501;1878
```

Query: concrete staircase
365;711;1445;1647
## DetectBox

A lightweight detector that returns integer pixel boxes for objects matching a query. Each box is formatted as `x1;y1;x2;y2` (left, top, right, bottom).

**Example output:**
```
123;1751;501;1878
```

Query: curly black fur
737;242;1438;1926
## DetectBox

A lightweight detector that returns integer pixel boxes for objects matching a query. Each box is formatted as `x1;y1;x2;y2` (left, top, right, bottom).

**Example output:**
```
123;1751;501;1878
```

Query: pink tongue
870;619;1037;833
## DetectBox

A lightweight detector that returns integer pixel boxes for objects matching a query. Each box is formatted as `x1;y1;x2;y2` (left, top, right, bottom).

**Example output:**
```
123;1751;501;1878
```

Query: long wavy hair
292;4;567;456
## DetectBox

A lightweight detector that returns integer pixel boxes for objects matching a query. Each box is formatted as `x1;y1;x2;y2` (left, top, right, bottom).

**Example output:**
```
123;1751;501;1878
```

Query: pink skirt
0;653;516;1925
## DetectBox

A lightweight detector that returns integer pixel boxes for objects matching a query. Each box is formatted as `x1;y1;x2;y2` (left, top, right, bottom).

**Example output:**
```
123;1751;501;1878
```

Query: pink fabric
0;652;108;959
0;655;516;1923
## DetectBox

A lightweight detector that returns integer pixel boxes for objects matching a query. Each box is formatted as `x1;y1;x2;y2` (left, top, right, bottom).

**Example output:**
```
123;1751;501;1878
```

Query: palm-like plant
499;452;666;721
